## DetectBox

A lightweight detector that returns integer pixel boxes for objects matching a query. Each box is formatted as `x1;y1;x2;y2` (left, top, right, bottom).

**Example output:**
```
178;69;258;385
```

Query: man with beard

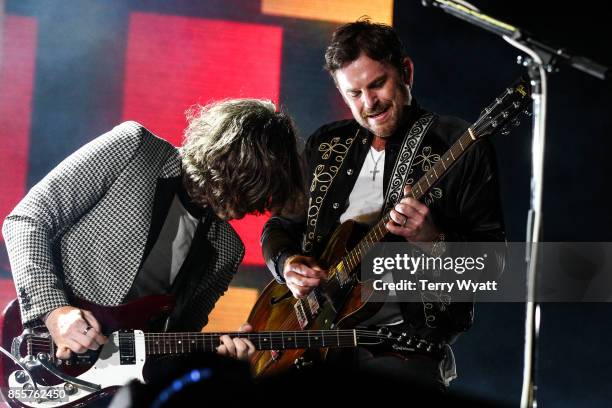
261;19;505;390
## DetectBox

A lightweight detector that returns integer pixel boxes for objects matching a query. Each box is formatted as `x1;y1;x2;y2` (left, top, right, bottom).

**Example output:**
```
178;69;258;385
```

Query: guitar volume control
14;370;29;384
64;382;78;395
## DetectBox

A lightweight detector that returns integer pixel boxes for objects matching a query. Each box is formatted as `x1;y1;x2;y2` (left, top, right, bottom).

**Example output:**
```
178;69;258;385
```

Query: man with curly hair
3;99;304;362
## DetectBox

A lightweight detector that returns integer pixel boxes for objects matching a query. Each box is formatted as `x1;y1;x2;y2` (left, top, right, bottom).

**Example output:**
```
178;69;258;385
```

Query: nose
362;90;378;110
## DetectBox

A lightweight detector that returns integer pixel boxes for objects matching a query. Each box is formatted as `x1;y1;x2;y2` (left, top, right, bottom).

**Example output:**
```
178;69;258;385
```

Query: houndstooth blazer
2;121;244;329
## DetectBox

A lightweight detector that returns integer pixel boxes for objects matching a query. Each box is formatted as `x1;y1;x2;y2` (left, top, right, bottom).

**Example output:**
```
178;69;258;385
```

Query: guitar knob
406;338;413;346
15;370;29;384
294;357;314;369
37;352;50;362
64;382;78;395
491;121;498;128
417;340;426;349
426;344;434;353
512;119;521;127
500;128;510;135
523;109;532;117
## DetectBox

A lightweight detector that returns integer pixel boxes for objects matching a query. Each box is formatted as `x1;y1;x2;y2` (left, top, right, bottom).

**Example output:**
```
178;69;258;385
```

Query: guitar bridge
306;292;320;316
335;261;349;286
294;301;308;329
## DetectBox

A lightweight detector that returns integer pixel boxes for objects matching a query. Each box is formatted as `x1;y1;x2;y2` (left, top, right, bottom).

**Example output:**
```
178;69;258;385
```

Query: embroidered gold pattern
302;131;357;253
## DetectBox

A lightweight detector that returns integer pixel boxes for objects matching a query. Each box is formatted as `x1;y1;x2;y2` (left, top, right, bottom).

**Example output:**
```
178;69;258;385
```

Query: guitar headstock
357;327;445;358
472;77;532;139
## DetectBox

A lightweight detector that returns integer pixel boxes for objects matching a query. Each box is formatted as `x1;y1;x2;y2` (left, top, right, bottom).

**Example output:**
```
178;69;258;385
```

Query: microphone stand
421;1;610;407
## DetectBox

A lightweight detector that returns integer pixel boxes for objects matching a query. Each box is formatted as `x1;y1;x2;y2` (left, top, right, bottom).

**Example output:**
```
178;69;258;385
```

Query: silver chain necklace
369;148;384;181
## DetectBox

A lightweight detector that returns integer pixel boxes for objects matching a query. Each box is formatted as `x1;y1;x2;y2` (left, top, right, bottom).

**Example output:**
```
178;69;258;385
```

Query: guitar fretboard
143;330;357;355
330;129;477;280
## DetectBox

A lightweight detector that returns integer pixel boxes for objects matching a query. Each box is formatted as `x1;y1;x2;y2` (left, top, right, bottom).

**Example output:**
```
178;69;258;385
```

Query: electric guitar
0;295;440;407
248;77;532;377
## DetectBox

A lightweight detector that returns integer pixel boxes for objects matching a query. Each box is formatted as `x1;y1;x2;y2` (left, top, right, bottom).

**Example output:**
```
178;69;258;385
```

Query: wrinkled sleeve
2;122;145;326
260;127;323;283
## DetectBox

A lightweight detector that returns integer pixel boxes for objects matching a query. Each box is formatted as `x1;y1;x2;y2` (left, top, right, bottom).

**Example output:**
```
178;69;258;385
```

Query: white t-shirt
340;147;385;225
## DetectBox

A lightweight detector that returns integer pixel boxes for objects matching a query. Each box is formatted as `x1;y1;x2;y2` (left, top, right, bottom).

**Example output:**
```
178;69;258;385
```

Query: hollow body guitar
248;78;532;377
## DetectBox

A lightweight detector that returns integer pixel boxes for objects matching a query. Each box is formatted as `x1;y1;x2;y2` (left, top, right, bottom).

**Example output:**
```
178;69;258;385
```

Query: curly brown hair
180;99;304;220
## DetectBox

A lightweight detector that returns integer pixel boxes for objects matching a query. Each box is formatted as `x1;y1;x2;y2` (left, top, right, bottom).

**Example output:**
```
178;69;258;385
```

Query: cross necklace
369;148;384;181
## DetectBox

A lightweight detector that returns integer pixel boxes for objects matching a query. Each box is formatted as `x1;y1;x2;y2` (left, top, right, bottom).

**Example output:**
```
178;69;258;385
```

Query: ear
402;57;414;87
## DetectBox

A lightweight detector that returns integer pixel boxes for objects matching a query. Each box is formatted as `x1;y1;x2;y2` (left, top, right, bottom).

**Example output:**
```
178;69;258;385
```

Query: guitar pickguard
7;331;146;407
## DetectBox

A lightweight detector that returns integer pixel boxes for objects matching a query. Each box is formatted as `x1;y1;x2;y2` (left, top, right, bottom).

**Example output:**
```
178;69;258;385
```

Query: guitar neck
332;128;478;276
144;330;358;355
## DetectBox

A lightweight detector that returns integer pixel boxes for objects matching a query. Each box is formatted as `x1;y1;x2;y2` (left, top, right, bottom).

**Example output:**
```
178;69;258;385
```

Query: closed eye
369;76;387;89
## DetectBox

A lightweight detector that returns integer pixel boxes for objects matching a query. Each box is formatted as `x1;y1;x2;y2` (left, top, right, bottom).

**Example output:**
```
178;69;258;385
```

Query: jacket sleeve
449;138;506;243
260;126;324;283
2;121;146;326
261;214;306;283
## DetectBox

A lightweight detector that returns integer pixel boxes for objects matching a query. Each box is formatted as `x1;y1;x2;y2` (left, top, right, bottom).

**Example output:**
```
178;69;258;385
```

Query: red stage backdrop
122;12;283;265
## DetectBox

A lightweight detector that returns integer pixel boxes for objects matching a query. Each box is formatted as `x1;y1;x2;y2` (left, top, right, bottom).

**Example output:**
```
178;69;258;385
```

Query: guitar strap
381;113;436;215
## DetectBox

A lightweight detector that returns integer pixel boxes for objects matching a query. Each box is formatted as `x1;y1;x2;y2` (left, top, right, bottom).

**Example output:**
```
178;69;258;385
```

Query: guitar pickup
294;301;308;329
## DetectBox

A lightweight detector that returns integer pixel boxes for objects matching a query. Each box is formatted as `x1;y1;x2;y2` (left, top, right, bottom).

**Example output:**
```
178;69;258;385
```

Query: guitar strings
25;330;411;347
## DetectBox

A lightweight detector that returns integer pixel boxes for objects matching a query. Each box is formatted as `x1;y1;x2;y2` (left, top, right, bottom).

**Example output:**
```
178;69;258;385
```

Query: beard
358;86;409;138
359;100;401;138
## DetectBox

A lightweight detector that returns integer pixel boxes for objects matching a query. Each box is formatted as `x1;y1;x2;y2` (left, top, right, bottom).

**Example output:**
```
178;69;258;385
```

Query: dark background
1;1;611;405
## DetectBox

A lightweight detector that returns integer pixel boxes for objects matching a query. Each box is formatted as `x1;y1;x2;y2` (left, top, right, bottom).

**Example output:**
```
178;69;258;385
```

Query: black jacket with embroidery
261;104;505;343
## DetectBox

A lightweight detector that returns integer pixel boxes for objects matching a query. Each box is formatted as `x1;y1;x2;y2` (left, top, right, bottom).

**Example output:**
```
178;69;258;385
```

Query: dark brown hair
324;17;407;76
181;99;304;219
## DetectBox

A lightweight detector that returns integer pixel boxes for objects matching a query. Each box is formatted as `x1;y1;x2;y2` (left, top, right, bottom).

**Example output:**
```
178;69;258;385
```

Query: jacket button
347;169;354;175
333;202;340;209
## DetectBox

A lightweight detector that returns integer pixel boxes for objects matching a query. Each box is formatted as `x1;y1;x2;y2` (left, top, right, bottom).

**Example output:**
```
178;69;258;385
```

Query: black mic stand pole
421;1;610;407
